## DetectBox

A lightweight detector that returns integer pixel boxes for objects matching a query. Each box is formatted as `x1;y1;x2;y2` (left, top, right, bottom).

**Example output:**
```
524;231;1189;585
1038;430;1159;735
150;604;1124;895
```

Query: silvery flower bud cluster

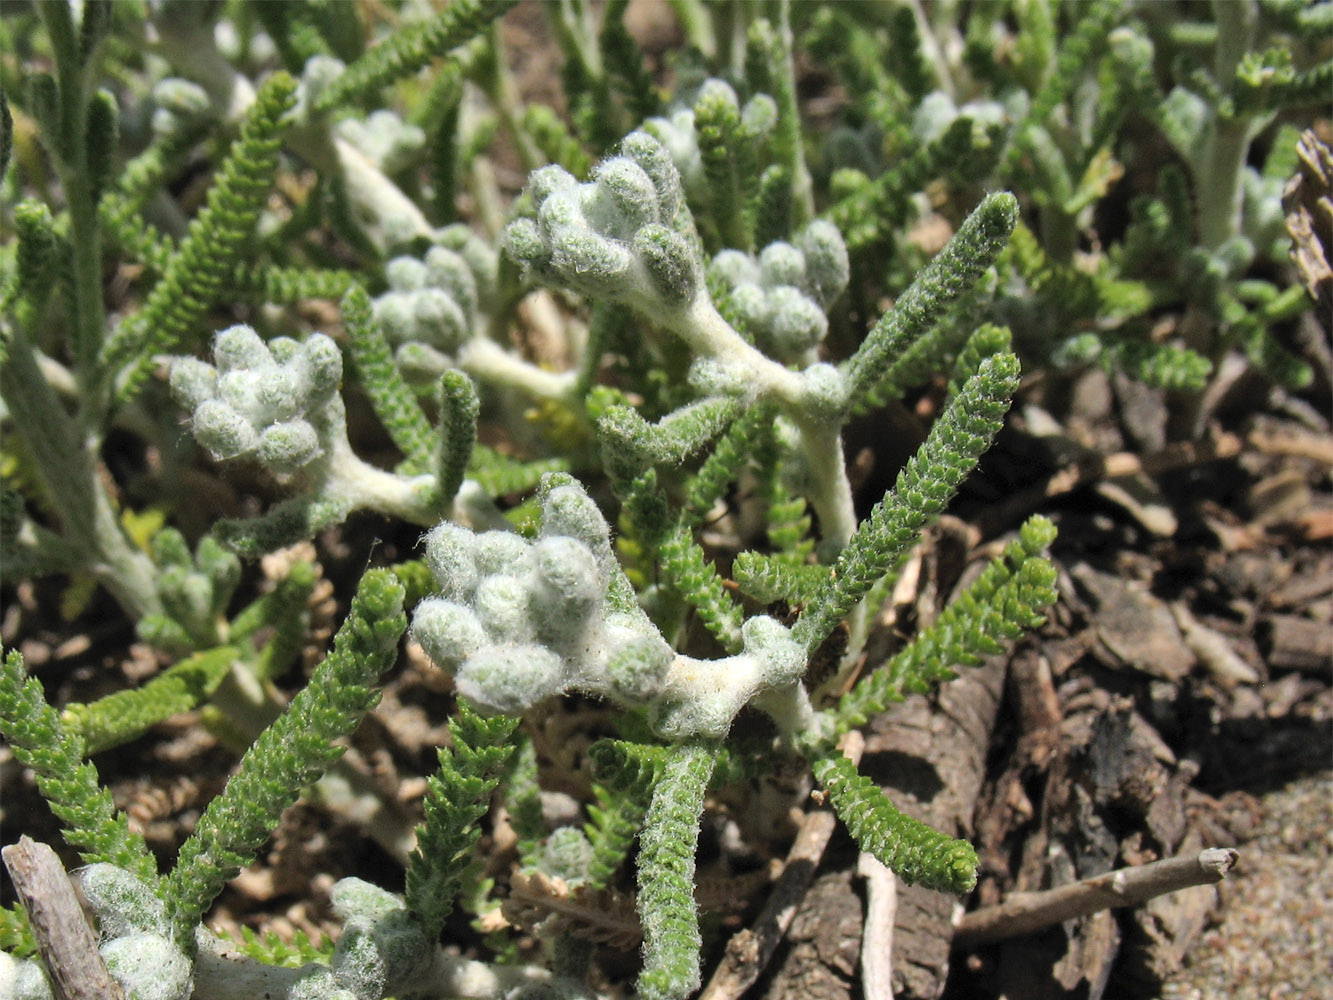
336;110;426;174
504;132;701;308
411;478;676;717
372;225;498;380
709;221;850;362
170;326;342;476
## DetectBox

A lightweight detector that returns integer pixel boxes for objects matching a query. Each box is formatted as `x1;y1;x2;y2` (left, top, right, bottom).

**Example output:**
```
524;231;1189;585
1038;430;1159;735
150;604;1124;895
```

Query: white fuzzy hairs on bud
170;326;343;477
411;476;814;740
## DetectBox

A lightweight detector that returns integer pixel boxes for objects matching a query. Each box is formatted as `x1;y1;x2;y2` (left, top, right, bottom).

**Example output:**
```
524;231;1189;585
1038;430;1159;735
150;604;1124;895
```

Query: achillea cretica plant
0;1;1321;998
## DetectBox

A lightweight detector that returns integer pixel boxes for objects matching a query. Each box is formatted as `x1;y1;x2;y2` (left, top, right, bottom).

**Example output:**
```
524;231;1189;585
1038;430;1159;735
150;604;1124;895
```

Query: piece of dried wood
952;848;1239;949
1;836;125;1000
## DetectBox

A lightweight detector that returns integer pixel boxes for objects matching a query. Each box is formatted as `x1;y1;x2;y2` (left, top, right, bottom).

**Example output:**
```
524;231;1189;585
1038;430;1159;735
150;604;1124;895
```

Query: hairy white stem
460;337;578;401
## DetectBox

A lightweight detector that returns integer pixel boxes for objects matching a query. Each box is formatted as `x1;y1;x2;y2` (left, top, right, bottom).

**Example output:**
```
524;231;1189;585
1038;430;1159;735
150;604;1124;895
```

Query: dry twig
1;836;125;1000
952;847;1240;949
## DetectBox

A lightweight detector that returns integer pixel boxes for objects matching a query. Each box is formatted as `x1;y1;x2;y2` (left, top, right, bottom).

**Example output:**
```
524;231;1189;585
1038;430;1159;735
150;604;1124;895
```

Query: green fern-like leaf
213;494;354;558
597;398;739;489
731;551;831;606
62;647;236;755
101;72;298;406
831;116;1003;253
0;903;36;960
341;284;437;475
229;560;318;682
162;569;405;943
224;263;358;305
313;0;517;114
469;444;570;497
694;80;749;252
795;352;1021;654
658;520;745;653
1003;0;1122;177
522;104;592;179
807;741;977;894
600;0;660;126
585;738;670;888
232;925;334;968
635;741;717;1000
0;649;158;884
405;701;519;942
682;403;776;522
436;369;480;509
845;193;1018;413
837;515;1058;731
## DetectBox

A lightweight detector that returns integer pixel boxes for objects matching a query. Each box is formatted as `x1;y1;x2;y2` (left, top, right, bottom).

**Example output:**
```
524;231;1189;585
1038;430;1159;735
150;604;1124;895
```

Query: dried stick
697;731;865;1000
952;847;1240;949
857;851;898;1000
1;836;126;1000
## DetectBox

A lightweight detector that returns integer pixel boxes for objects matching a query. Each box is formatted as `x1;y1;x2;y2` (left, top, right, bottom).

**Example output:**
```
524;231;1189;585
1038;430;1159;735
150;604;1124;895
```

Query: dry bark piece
1259;614;1333;675
1069;563;1195;681
953;847;1238;948
1284;129;1333;336
1;836;126;1000
761;870;863;1000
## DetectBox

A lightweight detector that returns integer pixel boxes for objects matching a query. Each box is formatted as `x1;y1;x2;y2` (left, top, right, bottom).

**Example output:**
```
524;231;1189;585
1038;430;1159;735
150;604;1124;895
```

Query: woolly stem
0;341;161;619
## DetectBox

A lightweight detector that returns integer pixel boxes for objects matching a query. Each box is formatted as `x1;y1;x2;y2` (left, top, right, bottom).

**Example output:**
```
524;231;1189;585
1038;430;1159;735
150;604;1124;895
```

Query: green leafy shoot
634;742;717;1000
836;515;1058;732
61;647;236;755
794;352;1021;654
405;702;519;942
161;569;405;944
805;739;978;894
99;72;298;407
0;649;158;885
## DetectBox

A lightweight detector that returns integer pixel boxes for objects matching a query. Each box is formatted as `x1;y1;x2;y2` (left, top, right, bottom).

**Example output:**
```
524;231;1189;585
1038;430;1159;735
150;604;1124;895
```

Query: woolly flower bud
619;130;683;223
171;328;339;474
766;286;827;356
413;598;487;668
455;643;565;715
424;246;480;319
603;623;673;704
537;826;595;885
213;324;269;372
191;399;258;459
798;363;849;422
634;224;698;305
474;573;535;642
336;109;425;174
169;358;217;411
386;256;429;291
424;522;479;600
257;421;322;476
100;934;192;1000
797;220;850;308
529;536;603;647
4;955;52;1000
81;865;168;938
505;132;698;310
585;158;661;240
643;109;704;195
539;482;615;571
741;93;778;136
710;249;760;288
758;242;806;289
